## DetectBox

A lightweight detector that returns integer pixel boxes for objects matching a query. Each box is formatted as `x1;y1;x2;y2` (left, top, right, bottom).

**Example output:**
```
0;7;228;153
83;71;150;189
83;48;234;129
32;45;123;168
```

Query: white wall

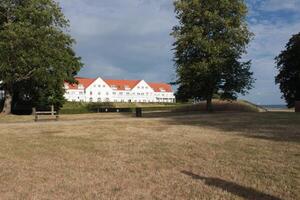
64;78;176;103
64;89;85;102
85;77;113;102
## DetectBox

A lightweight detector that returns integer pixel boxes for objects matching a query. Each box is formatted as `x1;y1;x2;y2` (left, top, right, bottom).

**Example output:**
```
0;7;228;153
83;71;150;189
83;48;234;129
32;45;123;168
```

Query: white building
64;77;176;103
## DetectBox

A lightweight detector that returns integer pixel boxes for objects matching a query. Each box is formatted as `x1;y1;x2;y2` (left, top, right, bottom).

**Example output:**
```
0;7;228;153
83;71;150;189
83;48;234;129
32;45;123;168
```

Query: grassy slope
60;99;262;114
0;112;299;199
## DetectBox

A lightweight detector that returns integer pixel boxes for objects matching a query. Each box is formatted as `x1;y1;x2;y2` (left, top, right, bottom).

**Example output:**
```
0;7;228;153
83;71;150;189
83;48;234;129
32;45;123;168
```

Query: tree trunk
1;90;13;115
295;101;300;113
296;86;300;112
206;97;213;112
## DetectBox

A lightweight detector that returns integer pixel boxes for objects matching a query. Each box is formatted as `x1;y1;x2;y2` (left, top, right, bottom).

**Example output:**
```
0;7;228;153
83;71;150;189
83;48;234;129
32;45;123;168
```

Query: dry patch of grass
0;112;299;199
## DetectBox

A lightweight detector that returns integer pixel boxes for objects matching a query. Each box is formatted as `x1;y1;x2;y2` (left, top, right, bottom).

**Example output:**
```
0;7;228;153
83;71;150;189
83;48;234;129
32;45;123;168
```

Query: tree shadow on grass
181;170;282;200
143;112;300;143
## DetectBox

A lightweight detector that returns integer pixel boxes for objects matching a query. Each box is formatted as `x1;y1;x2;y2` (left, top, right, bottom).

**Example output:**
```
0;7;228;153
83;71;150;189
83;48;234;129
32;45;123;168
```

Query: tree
275;32;300;108
172;0;254;110
0;0;82;114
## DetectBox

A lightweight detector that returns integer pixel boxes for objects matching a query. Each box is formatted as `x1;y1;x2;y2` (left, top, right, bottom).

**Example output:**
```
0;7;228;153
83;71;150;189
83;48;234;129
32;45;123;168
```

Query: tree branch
15;69;37;82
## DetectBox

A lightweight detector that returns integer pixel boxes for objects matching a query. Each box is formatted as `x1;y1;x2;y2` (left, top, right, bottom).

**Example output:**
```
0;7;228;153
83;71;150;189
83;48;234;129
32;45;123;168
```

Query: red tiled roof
65;77;96;90
65;77;173;92
148;83;173;92
103;79;141;91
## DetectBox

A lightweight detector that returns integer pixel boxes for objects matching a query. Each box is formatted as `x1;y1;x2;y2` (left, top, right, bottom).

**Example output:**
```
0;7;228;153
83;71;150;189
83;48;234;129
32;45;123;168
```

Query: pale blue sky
58;0;300;105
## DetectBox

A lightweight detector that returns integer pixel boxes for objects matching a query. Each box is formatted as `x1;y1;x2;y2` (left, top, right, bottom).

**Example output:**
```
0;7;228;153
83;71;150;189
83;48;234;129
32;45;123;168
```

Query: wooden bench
33;105;59;122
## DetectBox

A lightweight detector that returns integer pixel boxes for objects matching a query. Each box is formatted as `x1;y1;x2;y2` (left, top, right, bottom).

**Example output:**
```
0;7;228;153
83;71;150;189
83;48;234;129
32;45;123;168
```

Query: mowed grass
0;112;299;199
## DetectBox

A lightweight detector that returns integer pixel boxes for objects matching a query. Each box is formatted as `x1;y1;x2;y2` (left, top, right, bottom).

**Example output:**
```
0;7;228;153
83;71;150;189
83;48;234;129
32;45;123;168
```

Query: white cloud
242;19;300;104
57;0;176;83
57;0;300;105
260;0;300;12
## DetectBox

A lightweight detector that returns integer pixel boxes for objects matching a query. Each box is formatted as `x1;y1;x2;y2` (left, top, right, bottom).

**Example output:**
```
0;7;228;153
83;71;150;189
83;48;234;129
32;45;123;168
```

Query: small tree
172;0;254;110
0;0;82;114
275;32;300;108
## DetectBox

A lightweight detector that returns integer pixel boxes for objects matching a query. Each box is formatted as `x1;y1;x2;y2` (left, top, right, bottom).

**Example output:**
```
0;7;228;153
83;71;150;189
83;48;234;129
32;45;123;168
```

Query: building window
98;92;101;95
119;92;123;95
106;92;109;95
89;98;93;102
125;85;130;90
90;91;93;95
113;92;116;95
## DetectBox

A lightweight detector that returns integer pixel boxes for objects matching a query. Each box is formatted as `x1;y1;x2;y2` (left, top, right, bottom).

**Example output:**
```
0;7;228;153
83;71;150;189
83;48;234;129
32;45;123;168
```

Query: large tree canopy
172;0;254;110
0;0;82;114
275;32;300;108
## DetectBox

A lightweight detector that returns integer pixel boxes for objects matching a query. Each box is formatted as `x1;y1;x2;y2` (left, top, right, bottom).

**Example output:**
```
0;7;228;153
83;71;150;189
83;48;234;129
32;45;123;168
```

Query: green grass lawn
60;99;263;114
0;112;299;199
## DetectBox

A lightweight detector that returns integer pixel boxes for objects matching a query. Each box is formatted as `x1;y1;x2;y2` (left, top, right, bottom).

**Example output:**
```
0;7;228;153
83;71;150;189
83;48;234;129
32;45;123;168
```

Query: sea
261;105;288;109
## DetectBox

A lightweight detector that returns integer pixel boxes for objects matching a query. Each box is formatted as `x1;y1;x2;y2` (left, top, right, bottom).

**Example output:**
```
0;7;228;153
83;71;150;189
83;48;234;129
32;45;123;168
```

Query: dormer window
160;88;166;92
111;85;118;90
125;85;130;90
78;84;84;89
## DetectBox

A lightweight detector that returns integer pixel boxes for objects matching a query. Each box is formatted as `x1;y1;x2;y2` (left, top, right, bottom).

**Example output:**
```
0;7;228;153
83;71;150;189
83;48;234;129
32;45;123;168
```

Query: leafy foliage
0;0;83;113
275;32;300;108
172;0;254;109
